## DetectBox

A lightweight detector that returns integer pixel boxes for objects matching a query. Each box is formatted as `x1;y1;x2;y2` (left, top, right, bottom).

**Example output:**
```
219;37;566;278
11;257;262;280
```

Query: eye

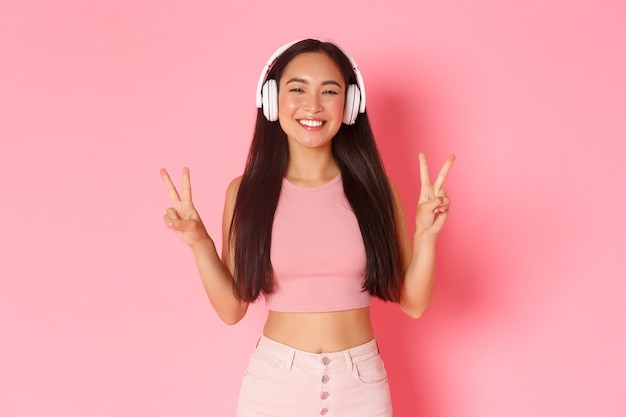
289;87;304;93
323;89;339;95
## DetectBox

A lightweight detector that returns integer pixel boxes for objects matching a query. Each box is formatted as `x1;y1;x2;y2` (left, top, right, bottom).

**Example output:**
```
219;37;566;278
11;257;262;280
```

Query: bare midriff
262;307;374;353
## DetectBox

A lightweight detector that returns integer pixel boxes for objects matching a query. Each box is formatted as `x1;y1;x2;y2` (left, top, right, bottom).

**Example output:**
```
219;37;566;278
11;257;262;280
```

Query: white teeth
299;119;323;127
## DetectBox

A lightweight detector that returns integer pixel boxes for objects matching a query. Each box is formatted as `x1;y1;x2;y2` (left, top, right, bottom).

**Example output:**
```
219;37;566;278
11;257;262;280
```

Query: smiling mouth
298;119;325;128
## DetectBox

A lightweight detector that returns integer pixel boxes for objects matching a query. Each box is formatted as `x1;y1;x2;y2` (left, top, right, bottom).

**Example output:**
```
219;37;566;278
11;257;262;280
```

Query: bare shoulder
386;176;407;223
386;176;411;268
227;176;243;191
222;176;243;258
223;176;243;220
386;176;401;198
225;176;243;202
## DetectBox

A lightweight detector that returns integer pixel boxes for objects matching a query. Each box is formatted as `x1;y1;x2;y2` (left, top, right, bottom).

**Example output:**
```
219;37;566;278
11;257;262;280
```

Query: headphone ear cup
262;79;278;121
343;84;360;125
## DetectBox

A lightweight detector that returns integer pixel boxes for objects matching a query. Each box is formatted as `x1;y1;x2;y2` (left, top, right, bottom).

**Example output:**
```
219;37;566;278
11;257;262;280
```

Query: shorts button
321;391;329;400
321;375;330;384
322;356;331;365
320;408;329;415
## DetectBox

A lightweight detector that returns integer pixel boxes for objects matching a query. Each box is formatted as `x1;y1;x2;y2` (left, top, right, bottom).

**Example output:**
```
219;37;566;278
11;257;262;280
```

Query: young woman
161;39;454;417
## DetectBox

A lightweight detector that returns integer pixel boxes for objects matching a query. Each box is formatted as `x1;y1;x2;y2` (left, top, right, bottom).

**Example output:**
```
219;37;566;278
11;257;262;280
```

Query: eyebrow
285;78;343;88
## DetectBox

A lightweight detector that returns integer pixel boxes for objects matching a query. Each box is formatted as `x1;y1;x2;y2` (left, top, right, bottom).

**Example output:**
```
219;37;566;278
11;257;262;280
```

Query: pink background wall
1;1;625;416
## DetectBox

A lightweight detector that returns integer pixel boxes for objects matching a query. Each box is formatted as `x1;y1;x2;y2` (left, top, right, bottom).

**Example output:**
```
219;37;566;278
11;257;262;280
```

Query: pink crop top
265;174;372;313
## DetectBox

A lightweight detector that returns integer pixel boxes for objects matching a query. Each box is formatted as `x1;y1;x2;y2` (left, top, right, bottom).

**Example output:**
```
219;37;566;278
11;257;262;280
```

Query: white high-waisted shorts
237;335;392;417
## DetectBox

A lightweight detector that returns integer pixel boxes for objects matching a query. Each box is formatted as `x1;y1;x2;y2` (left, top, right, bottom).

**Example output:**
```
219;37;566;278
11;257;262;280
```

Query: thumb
421;196;448;212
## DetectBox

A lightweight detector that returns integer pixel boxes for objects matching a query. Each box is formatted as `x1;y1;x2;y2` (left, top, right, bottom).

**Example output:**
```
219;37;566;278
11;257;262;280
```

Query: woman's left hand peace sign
415;153;455;236
160;167;212;249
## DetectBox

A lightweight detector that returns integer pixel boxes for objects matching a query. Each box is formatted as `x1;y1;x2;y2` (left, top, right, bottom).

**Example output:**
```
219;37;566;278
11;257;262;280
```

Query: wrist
414;229;438;244
190;236;216;253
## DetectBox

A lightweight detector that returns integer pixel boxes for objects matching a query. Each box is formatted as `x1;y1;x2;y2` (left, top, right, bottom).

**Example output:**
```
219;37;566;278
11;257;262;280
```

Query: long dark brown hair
230;39;403;303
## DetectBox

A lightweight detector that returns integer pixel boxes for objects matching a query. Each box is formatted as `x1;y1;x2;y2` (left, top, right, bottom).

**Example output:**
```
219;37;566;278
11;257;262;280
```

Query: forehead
279;52;344;84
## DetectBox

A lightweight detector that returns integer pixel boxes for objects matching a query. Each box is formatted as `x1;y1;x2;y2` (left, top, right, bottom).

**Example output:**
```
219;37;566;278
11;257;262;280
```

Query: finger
160;168;181;202
418;153;431;188
163;214;174;228
433;154;456;193
166;218;198;232
434;196;451;213
181;167;192;202
163;214;187;230
164;207;180;220
421;193;450;210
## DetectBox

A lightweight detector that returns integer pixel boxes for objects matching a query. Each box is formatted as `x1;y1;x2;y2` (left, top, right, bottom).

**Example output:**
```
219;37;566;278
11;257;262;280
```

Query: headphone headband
255;39;367;114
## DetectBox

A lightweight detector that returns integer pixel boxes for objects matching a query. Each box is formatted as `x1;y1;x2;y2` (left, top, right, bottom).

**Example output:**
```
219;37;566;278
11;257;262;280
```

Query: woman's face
277;52;346;151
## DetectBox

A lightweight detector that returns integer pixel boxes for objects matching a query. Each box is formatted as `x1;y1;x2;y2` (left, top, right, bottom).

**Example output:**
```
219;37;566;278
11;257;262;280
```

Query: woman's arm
161;168;248;325
391;153;455;319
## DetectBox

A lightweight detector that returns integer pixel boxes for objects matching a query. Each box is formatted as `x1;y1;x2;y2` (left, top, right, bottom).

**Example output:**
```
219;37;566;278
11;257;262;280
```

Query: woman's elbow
221;314;244;326
216;302;248;325
400;301;430;319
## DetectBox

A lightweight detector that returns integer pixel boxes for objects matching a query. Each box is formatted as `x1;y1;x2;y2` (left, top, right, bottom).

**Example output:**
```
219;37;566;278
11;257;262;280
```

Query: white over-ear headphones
255;39;367;125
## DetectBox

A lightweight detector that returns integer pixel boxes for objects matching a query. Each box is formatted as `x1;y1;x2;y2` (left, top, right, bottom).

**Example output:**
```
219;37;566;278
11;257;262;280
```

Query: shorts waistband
254;335;379;374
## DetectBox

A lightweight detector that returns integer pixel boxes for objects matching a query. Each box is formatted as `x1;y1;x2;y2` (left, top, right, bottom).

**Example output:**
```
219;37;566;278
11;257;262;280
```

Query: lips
298;119;325;128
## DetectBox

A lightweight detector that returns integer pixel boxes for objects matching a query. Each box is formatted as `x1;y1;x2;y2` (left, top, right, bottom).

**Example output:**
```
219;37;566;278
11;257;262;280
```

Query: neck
285;145;339;187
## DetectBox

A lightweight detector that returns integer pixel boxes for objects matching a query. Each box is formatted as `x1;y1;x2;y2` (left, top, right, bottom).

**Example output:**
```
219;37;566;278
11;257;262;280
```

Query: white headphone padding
343;84;360;125
262;79;278;122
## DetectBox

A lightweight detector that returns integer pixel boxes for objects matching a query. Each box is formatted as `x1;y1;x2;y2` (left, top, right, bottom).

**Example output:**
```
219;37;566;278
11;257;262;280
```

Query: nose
303;93;323;113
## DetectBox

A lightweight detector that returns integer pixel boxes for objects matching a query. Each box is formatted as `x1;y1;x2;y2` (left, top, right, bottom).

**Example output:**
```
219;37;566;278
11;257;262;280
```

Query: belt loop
284;347;296;372
344;350;354;375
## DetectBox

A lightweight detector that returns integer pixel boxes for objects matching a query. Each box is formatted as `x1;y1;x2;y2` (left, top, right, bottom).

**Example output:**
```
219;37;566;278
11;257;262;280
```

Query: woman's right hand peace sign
160;167;212;248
